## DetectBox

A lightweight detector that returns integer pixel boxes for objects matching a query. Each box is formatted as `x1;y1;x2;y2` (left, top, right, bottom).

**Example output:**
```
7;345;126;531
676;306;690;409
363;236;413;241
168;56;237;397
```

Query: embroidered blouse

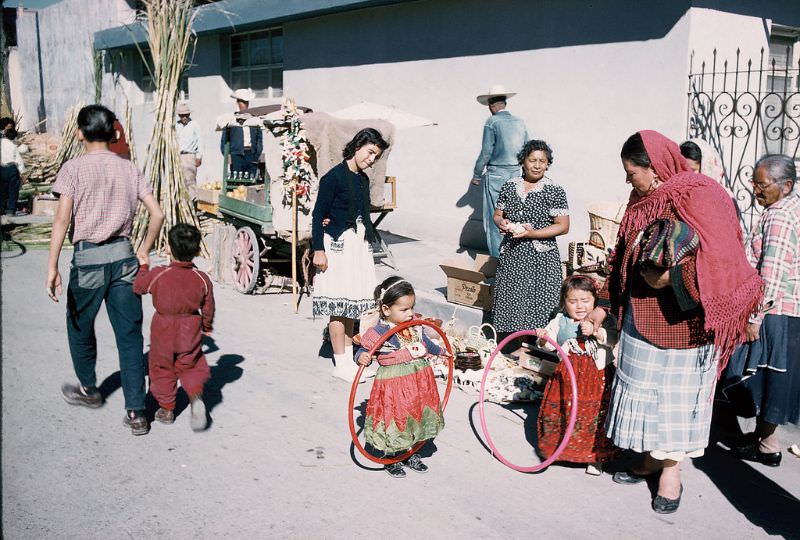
356;320;444;366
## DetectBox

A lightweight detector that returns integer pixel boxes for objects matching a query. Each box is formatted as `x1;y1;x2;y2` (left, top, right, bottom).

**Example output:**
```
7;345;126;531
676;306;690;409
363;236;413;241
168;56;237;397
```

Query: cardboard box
32;196;59;217
196;201;219;215
439;254;498;310
197;187;220;204
516;350;558;377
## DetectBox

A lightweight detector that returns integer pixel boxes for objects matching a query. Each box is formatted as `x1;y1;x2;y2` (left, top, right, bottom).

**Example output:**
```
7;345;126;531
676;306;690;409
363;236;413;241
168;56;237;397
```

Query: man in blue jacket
470;85;528;257
220;111;263;178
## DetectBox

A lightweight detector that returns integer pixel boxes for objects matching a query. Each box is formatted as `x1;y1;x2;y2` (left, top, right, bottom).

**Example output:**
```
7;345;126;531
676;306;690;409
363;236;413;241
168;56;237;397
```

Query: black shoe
385;462;406;478
403;454;429;474
652;485;683;514
61;383;103;408
123;410;150;436
732;443;782;467
612;470;658;485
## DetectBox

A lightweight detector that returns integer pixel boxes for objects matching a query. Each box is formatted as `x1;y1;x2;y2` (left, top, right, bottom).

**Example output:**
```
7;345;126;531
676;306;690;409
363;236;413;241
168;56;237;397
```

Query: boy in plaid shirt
47;105;164;436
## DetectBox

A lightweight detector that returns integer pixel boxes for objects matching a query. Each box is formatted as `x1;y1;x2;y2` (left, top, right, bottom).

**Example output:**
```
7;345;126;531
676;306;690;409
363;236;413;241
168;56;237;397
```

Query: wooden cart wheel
231;226;260;294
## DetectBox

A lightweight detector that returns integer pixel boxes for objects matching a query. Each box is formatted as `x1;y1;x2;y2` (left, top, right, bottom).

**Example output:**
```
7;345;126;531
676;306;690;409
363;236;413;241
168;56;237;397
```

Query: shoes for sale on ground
61;383;103;408
123;410;150;436
385;462;406;478
403;454;429;474
189;397;207;431
155;407;175;425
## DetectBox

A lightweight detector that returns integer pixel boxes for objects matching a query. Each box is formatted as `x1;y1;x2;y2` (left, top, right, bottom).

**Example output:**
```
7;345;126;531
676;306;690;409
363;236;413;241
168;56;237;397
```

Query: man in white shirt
0;128;26;215
176;101;203;201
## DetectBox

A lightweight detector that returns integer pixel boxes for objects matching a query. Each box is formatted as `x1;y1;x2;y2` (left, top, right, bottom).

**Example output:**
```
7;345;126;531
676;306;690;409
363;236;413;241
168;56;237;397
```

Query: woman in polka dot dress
492;139;570;341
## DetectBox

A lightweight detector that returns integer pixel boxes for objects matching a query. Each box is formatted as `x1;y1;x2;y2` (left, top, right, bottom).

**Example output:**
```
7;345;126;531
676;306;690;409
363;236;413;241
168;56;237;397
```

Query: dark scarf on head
344;163;377;244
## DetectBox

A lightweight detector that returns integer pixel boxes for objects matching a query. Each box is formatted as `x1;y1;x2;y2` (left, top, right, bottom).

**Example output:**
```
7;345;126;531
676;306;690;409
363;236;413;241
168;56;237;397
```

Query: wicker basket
587;202;626;250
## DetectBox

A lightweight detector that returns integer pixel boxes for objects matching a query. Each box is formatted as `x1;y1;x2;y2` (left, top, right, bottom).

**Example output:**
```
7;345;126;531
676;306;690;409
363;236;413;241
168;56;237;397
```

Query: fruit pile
227;185;248;201
200;181;222;190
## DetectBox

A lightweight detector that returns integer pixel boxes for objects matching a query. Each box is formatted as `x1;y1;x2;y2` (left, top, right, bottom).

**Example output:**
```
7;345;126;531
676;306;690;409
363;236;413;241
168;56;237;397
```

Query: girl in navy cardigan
311;128;389;381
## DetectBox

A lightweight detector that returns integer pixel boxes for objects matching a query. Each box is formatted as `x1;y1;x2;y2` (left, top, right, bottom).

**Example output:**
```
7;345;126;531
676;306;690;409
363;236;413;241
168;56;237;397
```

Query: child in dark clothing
134;223;214;431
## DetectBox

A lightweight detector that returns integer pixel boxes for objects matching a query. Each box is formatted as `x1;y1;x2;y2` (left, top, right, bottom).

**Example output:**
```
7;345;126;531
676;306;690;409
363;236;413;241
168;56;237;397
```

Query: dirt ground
2;247;799;539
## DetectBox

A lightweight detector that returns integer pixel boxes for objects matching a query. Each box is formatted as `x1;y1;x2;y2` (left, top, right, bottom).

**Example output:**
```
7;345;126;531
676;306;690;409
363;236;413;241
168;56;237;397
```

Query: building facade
8;0;800;250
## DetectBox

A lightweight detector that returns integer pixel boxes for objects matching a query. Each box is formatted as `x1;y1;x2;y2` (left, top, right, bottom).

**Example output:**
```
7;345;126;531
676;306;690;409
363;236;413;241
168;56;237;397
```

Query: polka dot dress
492;177;569;332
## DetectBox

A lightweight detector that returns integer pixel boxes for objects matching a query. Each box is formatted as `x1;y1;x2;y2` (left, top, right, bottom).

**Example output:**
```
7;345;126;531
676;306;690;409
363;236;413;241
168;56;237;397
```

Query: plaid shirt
52;150;151;243
745;193;800;323
601;205;711;349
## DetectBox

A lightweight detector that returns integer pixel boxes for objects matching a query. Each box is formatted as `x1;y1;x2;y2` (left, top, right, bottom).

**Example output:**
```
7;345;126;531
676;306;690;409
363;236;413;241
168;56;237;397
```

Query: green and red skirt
364;358;444;454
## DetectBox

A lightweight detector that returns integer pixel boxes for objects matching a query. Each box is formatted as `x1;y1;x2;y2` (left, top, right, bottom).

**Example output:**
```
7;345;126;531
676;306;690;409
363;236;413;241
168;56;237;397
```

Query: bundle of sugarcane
50;103;85;173
6;221;58;246
130;0;205;255
124;100;138;165
17;105;84;184
17;135;59;184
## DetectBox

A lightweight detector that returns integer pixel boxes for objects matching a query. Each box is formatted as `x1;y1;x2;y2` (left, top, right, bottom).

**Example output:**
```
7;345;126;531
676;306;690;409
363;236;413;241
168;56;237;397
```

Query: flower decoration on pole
279;99;314;213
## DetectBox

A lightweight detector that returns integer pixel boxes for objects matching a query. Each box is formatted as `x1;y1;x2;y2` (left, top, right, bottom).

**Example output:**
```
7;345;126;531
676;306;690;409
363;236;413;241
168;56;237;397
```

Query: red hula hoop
348;319;455;465
478;330;579;472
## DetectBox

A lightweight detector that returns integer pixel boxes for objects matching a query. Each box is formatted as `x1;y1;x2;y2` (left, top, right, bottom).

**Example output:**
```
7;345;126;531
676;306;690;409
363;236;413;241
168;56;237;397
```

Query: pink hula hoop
478;330;578;473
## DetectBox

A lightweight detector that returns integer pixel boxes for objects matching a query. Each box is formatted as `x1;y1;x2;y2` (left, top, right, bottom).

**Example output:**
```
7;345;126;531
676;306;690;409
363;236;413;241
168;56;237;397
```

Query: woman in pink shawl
586;131;762;514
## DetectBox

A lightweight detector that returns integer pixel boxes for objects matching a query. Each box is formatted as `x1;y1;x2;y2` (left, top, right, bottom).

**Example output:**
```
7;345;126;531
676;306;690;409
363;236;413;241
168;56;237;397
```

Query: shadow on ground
693;400;800;537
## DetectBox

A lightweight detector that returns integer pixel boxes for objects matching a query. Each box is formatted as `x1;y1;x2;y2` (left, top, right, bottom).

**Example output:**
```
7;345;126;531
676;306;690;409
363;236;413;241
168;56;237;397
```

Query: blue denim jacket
473;110;529;178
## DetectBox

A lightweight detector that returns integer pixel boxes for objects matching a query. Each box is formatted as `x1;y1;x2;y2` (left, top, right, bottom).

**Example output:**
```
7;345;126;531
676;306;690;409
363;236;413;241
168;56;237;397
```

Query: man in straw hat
471;84;528;258
176;101;203;201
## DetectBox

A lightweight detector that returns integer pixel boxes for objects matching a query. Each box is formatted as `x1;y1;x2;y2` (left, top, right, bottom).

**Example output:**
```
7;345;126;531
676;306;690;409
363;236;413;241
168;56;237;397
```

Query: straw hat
476;84;516;106
231;88;255;102
176;102;191;115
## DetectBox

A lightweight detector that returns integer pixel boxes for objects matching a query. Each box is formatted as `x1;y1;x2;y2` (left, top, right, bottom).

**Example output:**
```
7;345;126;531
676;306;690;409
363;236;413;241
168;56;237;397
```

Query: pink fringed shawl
618;130;763;373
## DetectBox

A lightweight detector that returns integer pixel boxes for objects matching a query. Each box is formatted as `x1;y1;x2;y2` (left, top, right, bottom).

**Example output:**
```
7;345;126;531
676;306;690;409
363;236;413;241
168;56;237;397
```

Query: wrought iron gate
686;47;800;232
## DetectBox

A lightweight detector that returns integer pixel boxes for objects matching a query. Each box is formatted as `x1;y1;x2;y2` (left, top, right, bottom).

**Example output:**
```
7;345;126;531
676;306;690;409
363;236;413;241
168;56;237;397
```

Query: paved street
2;247;799;539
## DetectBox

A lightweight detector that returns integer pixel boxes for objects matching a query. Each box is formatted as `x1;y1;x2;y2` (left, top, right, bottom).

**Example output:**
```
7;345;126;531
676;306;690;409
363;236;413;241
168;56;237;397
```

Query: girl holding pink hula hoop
535;275;619;476
356;277;449;478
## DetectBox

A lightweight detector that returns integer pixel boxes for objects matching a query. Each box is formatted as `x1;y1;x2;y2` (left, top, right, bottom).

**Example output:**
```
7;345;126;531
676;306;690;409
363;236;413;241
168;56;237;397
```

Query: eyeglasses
750;179;776;190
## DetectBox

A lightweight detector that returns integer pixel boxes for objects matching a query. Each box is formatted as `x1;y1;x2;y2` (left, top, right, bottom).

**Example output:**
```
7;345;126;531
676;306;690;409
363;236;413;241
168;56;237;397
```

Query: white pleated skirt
312;221;376;319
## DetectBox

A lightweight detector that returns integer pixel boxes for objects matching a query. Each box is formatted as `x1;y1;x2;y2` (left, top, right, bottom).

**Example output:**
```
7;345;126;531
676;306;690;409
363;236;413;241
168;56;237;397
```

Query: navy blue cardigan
312;162;376;251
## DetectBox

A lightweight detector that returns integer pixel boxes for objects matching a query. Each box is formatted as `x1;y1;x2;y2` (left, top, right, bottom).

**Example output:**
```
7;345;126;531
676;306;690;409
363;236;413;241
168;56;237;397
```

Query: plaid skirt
605;312;717;454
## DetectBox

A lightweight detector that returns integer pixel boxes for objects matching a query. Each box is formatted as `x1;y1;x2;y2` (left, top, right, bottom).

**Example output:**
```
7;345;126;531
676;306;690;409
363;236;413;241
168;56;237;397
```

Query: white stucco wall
15;0;785;255
14;0;134;133
284;0;695;251
7;48;27;127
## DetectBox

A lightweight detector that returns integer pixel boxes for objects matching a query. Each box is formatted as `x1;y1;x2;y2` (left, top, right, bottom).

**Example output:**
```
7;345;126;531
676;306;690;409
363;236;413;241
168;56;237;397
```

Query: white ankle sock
334;353;348;367
344;345;353;359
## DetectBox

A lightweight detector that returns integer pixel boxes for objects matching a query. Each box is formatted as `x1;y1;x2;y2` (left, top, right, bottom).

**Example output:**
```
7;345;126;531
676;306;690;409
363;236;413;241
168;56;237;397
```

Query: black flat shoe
732;443;782;467
652;485;683;514
612;470;658;485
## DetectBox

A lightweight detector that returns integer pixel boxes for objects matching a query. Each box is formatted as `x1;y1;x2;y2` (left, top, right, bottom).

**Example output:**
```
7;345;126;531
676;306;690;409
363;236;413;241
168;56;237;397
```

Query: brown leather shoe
61;383;103;408
155;407;175;425
123;410;150;436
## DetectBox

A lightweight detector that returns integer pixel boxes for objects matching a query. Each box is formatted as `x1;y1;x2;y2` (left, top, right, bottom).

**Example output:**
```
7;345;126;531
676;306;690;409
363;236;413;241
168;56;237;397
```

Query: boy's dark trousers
0;164;21;215
66;238;146;411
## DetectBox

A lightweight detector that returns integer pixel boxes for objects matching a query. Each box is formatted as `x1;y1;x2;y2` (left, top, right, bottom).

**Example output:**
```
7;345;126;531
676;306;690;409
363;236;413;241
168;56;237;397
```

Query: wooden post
291;179;298;312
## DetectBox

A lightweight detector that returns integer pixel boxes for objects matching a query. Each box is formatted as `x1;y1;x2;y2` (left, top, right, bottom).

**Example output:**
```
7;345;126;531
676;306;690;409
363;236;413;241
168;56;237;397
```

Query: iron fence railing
687;47;800;232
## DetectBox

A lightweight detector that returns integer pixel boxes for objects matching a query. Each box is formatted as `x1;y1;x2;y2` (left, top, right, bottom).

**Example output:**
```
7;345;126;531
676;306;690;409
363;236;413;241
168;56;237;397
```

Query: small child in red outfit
134;223;214;431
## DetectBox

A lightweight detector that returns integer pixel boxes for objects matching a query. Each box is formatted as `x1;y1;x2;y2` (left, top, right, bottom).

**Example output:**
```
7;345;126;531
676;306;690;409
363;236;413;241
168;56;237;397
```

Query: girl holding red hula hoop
355;277;452;478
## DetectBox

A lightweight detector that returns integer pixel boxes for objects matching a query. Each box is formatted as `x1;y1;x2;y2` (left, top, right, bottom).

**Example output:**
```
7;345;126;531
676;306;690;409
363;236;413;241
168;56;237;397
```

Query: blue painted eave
94;0;415;50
